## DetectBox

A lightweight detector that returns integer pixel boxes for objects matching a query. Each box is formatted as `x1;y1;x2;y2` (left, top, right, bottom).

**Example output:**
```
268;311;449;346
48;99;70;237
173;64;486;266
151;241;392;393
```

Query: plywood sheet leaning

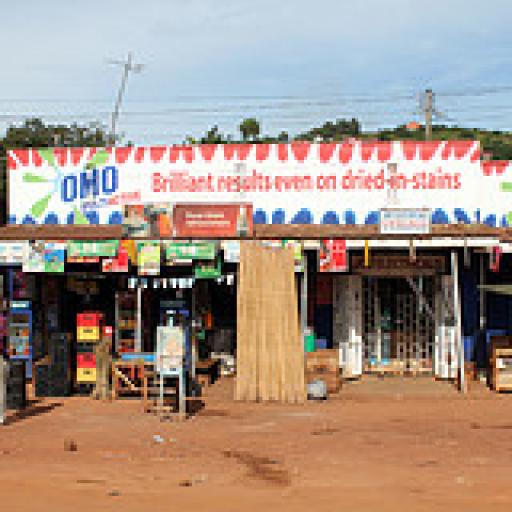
236;241;305;403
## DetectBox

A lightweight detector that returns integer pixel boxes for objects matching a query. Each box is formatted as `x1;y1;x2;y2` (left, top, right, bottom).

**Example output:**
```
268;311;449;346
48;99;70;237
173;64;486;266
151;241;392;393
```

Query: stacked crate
49;333;72;396
6;359;26;409
76;313;103;387
305;349;340;394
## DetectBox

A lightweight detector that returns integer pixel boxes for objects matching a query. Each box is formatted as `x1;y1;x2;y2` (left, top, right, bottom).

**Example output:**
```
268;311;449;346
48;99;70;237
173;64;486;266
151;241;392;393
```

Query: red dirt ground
1;376;512;512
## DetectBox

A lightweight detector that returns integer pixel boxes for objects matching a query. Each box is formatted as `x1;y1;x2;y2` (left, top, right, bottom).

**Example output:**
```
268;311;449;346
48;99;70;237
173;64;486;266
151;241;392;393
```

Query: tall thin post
301;252;308;337
452;251;465;392
136;284;142;352
425;89;434;141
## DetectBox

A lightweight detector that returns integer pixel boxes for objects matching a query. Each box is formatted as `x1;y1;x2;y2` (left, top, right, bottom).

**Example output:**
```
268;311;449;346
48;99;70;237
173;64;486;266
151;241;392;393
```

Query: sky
1;0;512;144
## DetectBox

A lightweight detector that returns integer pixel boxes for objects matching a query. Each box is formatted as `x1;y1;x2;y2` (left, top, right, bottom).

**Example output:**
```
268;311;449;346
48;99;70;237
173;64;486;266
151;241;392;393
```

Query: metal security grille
363;277;435;374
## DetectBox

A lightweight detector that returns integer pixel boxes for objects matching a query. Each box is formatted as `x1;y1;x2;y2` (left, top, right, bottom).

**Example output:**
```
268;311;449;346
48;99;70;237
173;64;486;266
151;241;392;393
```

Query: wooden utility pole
424;88;434;141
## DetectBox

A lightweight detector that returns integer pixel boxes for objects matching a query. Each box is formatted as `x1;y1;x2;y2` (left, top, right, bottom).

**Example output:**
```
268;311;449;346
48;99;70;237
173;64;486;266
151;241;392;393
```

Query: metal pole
0;355;7;425
425;89;433;141
300;252;308;336
452;251;465;392
136;284;142;352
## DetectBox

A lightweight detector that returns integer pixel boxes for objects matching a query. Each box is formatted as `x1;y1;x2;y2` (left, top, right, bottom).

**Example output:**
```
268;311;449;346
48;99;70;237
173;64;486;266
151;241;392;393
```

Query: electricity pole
424;88;433;141
109;52;144;145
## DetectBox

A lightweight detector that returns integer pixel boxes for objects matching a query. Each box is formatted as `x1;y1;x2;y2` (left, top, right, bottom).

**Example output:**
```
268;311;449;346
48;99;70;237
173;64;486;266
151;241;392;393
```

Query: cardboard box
77;313;104;327
77;353;96;369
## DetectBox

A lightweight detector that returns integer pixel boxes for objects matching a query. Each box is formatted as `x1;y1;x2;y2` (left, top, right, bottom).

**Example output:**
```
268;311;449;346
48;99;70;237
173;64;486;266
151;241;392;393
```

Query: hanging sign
44;243;66;273
319;239;347;272
156;326;184;373
137;241;161;275
173;203;253;238
165;241;216;263
283;240;304;272
23;241;45;272
0;241;27;265
194;259;222;279
380;208;431;235
67;240;119;258
67;256;100;263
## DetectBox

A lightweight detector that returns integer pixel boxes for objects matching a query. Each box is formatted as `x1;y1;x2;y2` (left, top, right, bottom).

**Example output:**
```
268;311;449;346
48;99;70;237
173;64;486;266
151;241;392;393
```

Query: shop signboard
67;256;100;263
165;241;216;263
380;208;431;235
23;241;45;272
319;239;347;272
173;203;253;238
11;141;512;228
67;240;119;258
0;242;27;265
156;326;184;373
44;243;66;273
137;242;161;276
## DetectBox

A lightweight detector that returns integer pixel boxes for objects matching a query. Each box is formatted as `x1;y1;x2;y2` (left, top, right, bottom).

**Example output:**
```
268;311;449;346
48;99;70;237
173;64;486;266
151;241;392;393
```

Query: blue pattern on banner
432;209;449;224
365;211;380;225
321;211;339;224
501;215;509;227
272;209;286;224
44;213;59;224
108;212;123;225
291;209;313;224
344;210;356;225
454;208;471;224
484;214;496;227
253;209;267;224
85;211;99;224
66;212;75;224
22;215;36;224
8;215;16;224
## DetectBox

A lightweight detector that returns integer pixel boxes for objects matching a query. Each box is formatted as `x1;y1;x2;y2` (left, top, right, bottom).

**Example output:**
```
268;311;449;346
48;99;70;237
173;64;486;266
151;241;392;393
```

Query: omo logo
61;166;118;202
24;148;118;223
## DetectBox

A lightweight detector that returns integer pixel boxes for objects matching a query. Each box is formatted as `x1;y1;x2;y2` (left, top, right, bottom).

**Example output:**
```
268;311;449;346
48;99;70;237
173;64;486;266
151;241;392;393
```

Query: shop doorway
362;277;435;374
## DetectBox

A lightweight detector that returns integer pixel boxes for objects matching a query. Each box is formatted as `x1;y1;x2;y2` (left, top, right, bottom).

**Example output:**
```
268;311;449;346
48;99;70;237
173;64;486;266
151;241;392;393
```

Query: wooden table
111;360;154;399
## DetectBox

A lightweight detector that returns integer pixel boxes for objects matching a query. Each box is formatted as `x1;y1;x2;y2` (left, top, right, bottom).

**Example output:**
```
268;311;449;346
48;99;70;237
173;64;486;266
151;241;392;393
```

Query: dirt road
1;376;511;512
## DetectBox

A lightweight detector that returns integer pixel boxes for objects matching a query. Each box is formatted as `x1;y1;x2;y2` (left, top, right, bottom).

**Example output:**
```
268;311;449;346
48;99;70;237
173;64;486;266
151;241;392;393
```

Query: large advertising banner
7;141;512;226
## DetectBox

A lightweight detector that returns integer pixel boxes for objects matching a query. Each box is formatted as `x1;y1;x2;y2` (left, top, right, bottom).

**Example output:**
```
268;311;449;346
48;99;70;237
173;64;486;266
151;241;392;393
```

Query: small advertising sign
156;326;184;374
44;243;66;273
319;239;347;273
173;203;253;238
102;245;129;272
165;241;216;263
0;241;27;265
194;259;222;279
67;240;119;258
380;208;432;235
23;241;45;272
137;241;161;276
122;203;173;238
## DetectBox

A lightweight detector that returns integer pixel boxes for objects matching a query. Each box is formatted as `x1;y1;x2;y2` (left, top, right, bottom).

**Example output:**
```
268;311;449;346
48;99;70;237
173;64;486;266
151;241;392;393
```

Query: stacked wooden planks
236;241;306;403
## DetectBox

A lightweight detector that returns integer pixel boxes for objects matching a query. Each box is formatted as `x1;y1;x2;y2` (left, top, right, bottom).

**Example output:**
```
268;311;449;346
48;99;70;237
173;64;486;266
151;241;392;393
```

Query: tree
239;117;260;141
0;118;113;223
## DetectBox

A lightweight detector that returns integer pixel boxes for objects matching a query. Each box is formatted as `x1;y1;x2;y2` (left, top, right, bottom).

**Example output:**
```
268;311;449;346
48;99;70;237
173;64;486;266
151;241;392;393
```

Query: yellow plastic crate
77;367;97;383
77;326;100;342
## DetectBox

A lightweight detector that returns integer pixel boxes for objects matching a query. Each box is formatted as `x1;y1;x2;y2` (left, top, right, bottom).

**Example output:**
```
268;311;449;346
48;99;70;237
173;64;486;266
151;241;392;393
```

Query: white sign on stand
380;208;432;235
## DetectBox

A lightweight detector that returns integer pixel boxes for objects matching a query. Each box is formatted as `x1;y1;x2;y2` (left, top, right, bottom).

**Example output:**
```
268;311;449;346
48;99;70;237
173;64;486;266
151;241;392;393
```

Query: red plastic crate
77;353;96;368
77;312;104;327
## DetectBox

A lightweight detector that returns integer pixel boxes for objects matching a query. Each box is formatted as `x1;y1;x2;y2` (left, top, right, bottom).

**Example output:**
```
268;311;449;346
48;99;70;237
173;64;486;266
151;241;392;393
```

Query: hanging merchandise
67;240;119;258
282;240;304;272
0;241;27;265
137;241;161;276
122;204;151;238
44;243;66;273
490;245;502;272
23;241;45;272
102;245;129;272
148;203;173;237
222;241;241;263
194;259;222;279
319;239;347;272
165;241;216;264
364;240;370;267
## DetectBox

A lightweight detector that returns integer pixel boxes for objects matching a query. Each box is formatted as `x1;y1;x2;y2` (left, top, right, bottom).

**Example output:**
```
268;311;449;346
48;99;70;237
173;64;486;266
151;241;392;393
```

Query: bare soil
1;376;512;512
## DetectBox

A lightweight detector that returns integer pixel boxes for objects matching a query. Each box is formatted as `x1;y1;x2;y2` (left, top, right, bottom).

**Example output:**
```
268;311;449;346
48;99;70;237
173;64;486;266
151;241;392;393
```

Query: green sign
166;241;216;262
67;240;119;258
194;260;222;279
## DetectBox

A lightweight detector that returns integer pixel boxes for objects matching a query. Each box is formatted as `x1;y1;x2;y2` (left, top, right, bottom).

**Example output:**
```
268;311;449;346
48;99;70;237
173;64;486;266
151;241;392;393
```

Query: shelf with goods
115;292;137;354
